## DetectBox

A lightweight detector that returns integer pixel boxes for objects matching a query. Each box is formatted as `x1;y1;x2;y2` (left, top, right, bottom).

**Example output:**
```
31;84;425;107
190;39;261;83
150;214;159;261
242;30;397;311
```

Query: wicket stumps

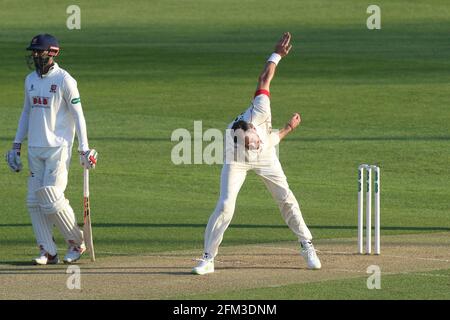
358;164;380;255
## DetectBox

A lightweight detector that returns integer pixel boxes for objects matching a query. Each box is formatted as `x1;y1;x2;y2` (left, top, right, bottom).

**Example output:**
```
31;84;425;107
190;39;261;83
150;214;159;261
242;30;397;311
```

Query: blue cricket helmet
27;34;60;56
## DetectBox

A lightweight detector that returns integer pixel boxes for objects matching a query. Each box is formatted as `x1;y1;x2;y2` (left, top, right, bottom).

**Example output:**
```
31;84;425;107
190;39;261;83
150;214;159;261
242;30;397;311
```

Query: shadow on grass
0;265;302;274
1;223;449;232
0;266;192;275
0;261;35;267
1;135;450;143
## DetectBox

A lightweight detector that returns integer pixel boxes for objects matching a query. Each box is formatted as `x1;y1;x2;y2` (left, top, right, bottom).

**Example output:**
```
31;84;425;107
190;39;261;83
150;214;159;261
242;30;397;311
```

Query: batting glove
79;149;98;170
6;143;23;172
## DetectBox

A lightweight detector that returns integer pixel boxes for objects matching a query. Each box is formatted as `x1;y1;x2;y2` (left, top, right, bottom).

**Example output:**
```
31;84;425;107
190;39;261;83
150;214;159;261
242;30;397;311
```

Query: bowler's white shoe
301;240;322;270
33;250;59;265
192;254;214;275
63;243;86;264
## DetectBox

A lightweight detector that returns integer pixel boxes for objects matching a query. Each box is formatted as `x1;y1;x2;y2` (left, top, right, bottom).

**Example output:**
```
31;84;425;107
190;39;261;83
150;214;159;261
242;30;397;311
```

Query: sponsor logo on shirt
29;84;34;91
32;96;51;108
71;97;81;104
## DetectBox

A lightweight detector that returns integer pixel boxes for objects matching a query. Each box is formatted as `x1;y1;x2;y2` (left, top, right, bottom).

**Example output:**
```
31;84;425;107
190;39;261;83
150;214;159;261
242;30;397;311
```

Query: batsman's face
28;50;53;74
31;49;48;57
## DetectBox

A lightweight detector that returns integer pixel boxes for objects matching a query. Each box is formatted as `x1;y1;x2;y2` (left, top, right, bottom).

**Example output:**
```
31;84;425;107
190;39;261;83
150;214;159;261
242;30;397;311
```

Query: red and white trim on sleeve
254;89;270;98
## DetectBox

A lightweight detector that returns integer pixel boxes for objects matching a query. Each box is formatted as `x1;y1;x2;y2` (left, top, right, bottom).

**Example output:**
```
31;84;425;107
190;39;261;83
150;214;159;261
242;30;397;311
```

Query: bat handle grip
83;168;89;197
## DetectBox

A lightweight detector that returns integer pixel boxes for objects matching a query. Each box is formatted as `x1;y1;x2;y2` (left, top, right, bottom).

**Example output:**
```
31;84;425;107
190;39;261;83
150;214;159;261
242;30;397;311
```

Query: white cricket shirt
14;63;89;152
227;90;280;159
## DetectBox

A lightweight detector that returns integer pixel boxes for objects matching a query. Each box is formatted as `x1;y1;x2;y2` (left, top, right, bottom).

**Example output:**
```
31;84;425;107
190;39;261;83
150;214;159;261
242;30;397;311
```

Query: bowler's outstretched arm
256;32;292;92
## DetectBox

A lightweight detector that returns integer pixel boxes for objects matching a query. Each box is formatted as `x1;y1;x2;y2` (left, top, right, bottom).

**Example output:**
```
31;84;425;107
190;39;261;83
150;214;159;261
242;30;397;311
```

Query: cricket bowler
5;34;98;264
193;32;321;275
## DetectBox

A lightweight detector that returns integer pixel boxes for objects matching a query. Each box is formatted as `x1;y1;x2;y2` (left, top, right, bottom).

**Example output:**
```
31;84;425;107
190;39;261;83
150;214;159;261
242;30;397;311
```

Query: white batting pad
36;186;84;246
49;205;84;246
28;205;57;256
35;186;66;215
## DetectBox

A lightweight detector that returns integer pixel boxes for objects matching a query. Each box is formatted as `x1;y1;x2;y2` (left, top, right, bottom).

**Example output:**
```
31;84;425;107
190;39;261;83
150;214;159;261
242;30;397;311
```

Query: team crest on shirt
50;84;57;93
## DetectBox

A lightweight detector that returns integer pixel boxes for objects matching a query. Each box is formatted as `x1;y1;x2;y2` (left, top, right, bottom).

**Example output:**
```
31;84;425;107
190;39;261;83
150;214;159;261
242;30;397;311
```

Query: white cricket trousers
27;146;84;256
204;157;313;258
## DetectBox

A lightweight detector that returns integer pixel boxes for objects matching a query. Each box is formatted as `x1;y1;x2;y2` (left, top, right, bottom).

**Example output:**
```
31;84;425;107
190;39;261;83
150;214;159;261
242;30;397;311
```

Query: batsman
5;34;98;264
193;32;321;275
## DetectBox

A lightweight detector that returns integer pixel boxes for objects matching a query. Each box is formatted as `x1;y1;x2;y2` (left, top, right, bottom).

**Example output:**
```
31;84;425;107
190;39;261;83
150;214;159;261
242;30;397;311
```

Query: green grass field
1;0;449;300
181;268;450;300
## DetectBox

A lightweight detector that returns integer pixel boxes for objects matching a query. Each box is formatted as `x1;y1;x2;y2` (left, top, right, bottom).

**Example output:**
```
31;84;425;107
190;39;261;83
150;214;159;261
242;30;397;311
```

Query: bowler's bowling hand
275;32;293;58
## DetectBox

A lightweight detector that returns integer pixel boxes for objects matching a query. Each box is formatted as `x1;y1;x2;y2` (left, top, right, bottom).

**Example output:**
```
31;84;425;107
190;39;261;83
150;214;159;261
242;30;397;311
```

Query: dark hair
232;120;250;144
231;120;250;132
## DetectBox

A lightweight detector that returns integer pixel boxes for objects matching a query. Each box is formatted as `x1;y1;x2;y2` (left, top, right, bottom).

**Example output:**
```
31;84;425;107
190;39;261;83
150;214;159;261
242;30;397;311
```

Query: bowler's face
245;124;261;150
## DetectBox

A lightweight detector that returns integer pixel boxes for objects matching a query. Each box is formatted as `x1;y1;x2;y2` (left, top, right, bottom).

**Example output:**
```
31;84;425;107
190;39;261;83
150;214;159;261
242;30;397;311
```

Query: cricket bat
83;168;96;262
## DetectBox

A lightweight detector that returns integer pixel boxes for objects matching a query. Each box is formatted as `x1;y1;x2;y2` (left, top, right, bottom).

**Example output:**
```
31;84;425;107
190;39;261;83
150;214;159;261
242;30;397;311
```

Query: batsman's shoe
33;250;59;265
192;254;214;275
63;243;86;264
300;240;322;270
